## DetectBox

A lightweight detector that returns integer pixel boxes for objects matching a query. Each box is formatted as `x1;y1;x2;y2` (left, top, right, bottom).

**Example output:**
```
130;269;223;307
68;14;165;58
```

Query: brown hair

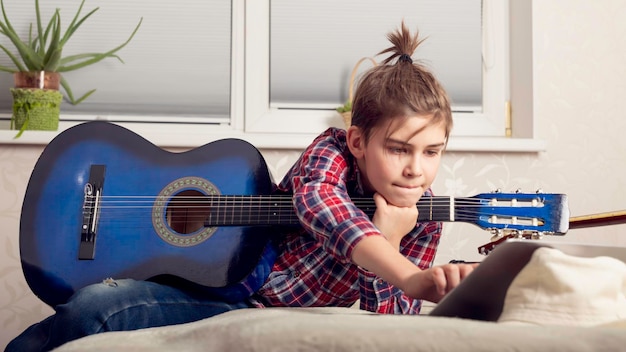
351;22;452;142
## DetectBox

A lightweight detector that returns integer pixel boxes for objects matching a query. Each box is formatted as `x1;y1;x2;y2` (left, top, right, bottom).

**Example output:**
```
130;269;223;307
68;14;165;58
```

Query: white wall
2;0;626;348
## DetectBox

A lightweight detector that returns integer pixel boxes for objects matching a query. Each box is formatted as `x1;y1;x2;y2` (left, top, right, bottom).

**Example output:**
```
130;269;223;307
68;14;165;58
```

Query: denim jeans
5;279;252;352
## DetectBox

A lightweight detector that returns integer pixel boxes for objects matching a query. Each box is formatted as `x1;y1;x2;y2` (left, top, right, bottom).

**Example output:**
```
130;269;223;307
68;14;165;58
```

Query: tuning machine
479;229;545;256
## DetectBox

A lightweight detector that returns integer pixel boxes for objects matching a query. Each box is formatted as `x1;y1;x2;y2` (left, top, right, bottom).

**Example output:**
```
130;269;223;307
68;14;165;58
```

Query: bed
51;306;626;352
52;240;626;351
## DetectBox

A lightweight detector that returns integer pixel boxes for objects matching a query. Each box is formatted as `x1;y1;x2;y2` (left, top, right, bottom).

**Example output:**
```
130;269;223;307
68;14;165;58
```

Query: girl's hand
371;193;418;249
402;263;478;303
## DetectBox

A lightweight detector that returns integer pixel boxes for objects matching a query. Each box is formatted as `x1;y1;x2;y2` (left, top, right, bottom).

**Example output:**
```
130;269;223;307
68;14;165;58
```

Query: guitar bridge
79;165;106;260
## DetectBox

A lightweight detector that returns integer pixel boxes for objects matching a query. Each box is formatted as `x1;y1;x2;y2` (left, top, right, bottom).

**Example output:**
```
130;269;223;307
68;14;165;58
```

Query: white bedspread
53;307;626;352
54;243;626;351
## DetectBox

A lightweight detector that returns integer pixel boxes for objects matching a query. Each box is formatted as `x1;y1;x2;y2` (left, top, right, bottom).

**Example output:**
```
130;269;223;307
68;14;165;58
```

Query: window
0;0;543;152
0;0;232;122
249;0;499;136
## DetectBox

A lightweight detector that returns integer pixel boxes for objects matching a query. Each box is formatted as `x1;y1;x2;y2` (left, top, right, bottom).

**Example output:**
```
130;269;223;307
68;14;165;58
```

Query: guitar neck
204;195;455;226
569;210;626;229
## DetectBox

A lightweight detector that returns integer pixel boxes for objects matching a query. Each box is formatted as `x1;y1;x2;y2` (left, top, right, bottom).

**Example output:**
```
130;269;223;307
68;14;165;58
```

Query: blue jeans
5;279;252;352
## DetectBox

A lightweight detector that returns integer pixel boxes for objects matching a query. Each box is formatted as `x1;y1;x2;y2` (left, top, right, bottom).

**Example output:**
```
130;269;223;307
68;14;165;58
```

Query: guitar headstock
459;190;569;235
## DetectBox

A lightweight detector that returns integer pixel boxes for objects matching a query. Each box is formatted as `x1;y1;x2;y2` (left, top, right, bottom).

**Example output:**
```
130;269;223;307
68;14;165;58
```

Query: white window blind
0;0;231;121
270;0;483;112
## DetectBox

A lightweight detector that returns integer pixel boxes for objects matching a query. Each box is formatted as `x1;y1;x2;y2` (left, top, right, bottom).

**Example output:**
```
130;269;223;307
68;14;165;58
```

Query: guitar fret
429;196;433;220
417;196;451;222
449;196;455;222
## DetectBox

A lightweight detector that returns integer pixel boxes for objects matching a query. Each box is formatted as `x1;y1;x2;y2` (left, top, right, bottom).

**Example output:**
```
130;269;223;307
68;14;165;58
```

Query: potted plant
336;99;352;128
0;0;142;137
335;57;377;129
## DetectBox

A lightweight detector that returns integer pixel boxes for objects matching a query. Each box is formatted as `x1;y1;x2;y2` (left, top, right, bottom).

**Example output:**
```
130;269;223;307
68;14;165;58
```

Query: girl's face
347;115;447;207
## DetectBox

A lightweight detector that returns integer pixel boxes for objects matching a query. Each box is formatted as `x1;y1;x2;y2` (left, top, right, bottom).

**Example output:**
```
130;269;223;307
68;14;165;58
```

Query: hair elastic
398;54;413;64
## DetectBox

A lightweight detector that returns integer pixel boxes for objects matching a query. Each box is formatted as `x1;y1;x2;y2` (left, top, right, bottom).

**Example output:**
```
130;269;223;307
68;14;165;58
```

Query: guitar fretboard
202;195;455;226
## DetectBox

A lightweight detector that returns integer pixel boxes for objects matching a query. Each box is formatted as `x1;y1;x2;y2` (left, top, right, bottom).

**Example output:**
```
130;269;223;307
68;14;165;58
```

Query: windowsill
0;119;546;152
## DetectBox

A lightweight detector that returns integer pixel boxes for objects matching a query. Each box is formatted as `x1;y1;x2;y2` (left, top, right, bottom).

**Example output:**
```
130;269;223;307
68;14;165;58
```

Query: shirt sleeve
358;220;442;314
282;130;382;264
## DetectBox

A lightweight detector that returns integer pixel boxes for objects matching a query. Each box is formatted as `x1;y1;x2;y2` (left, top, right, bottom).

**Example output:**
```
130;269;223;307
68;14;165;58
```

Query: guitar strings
90;195;540;206
86;197;545;213
83;195;547;228
87;198;532;214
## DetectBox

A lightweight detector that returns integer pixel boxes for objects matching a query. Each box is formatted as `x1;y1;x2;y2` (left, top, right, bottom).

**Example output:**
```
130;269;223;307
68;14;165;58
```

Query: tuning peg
536;189;544;194
509;230;521;238
489;229;503;242
515;188;522;193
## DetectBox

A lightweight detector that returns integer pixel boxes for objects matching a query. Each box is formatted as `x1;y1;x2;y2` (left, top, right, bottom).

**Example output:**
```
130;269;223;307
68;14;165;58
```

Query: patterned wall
3;0;626;348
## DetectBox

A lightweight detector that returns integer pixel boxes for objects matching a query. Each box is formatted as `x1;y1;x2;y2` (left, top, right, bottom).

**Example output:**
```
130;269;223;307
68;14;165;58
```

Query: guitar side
20;121;278;307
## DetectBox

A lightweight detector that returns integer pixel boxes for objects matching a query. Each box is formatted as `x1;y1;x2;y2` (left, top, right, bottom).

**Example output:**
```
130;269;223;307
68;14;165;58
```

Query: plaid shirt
249;128;442;314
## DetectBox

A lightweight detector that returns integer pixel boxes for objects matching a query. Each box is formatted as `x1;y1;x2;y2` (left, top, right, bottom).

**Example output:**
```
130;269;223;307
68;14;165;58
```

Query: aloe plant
0;0;142;104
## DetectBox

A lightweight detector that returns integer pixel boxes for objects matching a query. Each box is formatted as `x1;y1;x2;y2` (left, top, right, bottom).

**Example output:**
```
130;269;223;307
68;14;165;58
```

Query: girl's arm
352;235;477;304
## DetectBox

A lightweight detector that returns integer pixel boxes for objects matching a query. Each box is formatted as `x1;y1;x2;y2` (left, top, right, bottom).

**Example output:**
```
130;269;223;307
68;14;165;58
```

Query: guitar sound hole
166;190;210;234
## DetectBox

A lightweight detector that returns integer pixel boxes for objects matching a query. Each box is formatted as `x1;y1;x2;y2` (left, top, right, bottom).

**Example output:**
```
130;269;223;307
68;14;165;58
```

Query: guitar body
21;121;279;307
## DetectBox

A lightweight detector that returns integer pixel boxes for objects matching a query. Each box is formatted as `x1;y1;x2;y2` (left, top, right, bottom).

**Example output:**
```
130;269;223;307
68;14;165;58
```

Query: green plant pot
11;88;63;136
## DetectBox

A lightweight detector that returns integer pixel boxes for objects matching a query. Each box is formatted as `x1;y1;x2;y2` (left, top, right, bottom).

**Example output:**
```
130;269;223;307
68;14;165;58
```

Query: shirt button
376;279;384;285
293;271;300;278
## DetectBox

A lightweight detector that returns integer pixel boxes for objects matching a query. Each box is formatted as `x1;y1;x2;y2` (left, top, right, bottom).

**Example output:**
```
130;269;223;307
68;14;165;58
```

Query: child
6;22;476;352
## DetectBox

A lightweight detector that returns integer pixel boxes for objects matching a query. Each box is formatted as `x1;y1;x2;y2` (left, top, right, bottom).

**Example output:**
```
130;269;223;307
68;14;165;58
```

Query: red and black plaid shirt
249;128;442;314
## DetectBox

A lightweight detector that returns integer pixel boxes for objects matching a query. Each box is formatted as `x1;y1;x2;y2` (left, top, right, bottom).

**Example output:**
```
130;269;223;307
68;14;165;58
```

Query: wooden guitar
20;121;570;307
569;211;626;229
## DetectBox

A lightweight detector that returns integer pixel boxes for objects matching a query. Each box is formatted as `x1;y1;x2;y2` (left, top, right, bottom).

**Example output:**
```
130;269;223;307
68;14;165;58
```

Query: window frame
246;0;505;137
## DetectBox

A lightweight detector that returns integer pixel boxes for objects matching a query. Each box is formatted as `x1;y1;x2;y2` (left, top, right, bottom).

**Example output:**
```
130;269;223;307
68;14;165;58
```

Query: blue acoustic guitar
20;121;570;307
